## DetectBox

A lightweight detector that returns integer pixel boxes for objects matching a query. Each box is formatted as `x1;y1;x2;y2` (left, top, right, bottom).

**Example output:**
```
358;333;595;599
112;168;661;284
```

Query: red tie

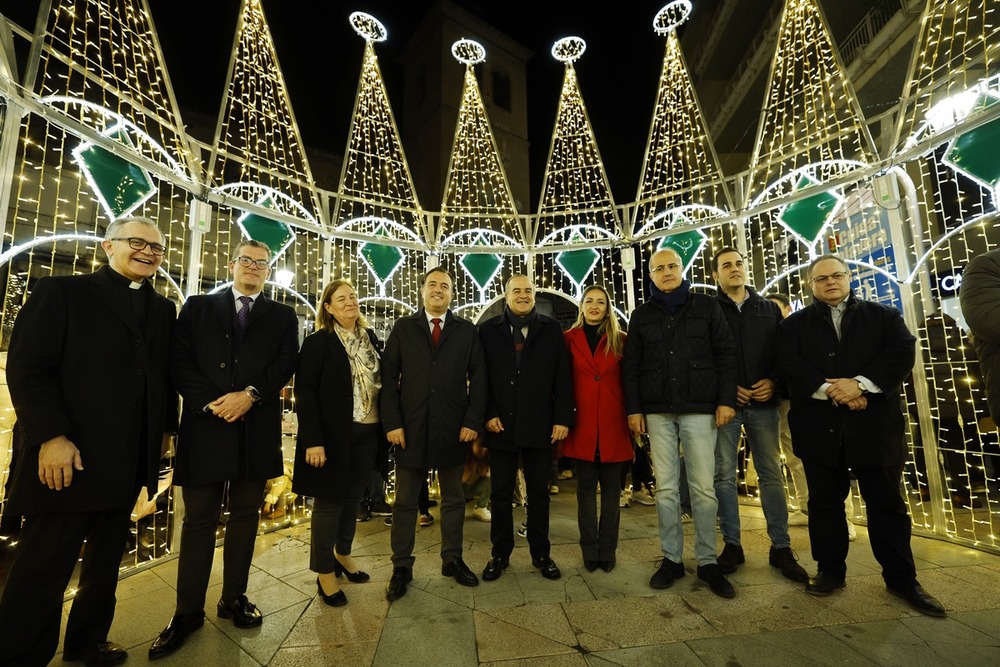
431;317;442;347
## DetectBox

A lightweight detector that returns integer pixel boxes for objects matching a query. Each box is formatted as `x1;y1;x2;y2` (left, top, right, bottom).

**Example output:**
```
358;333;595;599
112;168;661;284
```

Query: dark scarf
503;305;537;366
649;279;691;314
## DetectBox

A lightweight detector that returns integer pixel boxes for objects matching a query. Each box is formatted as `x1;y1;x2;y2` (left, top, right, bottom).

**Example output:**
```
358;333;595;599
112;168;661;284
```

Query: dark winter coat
622;293;737;416
171;291;299;485
293;327;383;501
380;310;487;469
776;294;915;468
479;312;575;450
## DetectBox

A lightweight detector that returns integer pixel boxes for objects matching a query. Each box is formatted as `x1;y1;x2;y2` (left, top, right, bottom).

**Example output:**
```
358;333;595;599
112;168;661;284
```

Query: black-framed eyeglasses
234;256;270;270
108;237;166;256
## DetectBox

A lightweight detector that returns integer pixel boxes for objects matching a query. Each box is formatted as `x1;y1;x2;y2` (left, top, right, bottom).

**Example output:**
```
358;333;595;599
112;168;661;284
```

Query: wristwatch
856;379;867;394
245;385;261;403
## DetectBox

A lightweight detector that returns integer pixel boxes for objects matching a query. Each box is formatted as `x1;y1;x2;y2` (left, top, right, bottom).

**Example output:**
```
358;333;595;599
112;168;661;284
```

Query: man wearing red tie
381;267;487;600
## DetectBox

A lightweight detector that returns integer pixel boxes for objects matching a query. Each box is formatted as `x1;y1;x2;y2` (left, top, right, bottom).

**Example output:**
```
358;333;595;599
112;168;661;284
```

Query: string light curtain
633;22;732;238
438;42;524;250
534;37;620;247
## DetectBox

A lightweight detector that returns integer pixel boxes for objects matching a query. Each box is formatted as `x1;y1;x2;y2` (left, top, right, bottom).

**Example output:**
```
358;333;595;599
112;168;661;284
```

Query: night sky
2;0;689;208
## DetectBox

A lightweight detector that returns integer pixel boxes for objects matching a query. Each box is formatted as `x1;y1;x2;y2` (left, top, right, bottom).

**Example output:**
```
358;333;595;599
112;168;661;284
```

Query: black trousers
175;479;264;615
310;423;378;573
490;447;551;561
390;463;465;569
575;459;625;562
803;459;916;588
0;505;133;667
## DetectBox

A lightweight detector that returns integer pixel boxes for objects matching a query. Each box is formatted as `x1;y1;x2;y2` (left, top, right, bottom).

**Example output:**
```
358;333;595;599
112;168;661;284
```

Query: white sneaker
680;511;693;523
619;491;630;508
631;488;655;506
846;519;857;541
516;521;528;538
472;507;492;522
558;469;574;480
549;484;560;495
788;510;809;526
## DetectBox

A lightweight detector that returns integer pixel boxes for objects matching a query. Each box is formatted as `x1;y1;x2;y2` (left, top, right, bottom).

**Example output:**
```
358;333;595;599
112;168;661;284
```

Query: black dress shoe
442;558;480;586
532;555;561;580
386;567;413;601
217;595;263;628
63;640;127;665
888;583;947;617
600;560;616;573
148;612;205;660
482;557;510;581
333;558;371;583
697;563;736;599
805;571;846;596
317;577;347;607
584;560;600;572
650;558;685;589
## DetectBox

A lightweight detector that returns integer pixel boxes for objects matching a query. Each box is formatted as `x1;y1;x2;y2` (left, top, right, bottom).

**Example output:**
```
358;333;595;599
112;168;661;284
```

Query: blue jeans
715;404;790;549
647;413;719;566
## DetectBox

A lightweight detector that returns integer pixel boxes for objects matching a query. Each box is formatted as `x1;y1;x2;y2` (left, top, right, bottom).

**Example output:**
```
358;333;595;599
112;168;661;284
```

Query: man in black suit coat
777;254;945;617
0;217;177;667
149;240;299;659
478;274;574;582
381;267;487;600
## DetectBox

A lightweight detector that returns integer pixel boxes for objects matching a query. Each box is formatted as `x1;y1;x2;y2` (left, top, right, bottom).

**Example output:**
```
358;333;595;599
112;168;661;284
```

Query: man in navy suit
149;240;299;659
0;217;177;667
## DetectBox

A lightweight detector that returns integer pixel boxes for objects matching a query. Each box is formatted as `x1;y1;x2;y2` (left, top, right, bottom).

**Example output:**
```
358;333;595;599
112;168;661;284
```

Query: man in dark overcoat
777;254;945;617
149;240;299;658
381;267;487;600
478;274;574;581
960;247;1000;426
0;217;176;667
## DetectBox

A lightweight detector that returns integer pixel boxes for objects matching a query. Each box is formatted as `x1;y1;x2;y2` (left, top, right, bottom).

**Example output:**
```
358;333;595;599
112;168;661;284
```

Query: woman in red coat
563;285;634;572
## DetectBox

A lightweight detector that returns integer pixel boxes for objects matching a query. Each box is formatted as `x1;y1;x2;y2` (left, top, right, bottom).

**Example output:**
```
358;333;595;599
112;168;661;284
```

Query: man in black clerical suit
0;217;177;667
149;240;299;659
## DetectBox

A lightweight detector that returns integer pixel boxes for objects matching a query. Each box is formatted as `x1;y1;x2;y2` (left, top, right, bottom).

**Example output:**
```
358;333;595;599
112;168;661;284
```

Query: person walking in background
293;279;383;607
562;285;634;573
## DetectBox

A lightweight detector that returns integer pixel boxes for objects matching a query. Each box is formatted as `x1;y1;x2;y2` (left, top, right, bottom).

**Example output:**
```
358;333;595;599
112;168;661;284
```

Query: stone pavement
49;480;1000;665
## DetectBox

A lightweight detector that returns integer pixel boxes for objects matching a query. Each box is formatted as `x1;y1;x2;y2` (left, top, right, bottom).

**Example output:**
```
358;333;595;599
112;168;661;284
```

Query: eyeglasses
234;256;270;270
109;237;166;256
809;272;849;284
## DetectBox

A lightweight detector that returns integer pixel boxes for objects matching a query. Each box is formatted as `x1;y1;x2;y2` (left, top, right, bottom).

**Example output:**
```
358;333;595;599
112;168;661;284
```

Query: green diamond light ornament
236;195;295;261
359;225;405;286
943;93;1000;201
776;175;844;247
555;232;600;291
460;252;503;292
72;125;157;220
657;225;707;273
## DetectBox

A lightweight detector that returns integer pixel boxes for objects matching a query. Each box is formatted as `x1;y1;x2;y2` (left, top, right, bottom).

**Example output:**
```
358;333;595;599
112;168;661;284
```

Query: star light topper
452;39;486;65
653;0;692;35
349;11;387;42
552;37;586;64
